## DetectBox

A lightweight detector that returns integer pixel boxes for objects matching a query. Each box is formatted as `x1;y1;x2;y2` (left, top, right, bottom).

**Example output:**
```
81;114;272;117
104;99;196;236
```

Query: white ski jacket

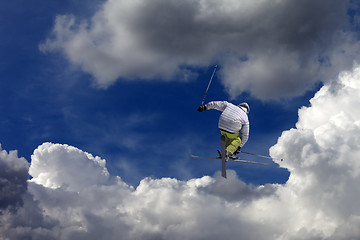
205;101;249;147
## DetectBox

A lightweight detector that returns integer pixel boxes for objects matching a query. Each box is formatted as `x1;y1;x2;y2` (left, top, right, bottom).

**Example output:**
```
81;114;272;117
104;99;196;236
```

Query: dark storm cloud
0;146;29;209
41;0;360;99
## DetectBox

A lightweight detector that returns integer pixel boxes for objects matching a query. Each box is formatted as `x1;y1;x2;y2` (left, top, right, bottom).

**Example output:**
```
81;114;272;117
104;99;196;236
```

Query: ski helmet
238;102;250;114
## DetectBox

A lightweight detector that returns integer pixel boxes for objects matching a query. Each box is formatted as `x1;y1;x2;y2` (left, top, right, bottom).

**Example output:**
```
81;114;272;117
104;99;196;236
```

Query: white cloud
2;64;360;238
40;0;360;100
29;143;111;192
269;63;360;238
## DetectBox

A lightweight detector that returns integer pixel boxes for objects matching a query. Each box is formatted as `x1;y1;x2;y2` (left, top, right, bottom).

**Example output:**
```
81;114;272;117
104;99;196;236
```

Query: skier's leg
220;131;241;155
227;136;241;155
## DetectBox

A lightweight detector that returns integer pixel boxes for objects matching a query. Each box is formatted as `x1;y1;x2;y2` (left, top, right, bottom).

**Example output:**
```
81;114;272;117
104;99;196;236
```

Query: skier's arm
239;122;249;147
205;101;228;112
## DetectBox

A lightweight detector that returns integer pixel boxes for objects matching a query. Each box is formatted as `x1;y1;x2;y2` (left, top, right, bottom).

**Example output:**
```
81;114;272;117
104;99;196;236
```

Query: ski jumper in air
198;101;250;157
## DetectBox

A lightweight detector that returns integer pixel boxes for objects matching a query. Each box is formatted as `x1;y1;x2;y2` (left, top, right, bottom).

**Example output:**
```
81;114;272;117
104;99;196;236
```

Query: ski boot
217;150;232;162
227;150;238;161
233;147;241;157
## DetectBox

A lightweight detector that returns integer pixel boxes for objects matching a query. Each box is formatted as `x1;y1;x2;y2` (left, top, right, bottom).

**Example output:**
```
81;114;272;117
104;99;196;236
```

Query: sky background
1;0;360;239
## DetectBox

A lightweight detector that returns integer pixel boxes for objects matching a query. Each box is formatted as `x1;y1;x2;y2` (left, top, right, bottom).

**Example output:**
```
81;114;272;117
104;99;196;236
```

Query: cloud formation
40;0;360;99
2;64;360;239
0;146;29;209
268;64;360;238
29;143;111;191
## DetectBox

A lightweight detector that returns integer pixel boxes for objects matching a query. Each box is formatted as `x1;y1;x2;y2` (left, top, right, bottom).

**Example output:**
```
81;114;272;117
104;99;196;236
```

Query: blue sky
0;0;313;185
2;0;360;239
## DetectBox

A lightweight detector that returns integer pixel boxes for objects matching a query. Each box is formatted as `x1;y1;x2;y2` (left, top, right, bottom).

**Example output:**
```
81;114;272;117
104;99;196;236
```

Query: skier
197;101;250;159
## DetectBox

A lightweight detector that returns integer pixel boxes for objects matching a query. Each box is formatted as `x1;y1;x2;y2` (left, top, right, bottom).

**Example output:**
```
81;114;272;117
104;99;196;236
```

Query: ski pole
240;151;284;162
201;65;217;105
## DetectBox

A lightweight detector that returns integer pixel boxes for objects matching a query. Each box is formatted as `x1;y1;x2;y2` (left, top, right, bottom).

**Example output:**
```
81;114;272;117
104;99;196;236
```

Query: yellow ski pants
220;130;241;155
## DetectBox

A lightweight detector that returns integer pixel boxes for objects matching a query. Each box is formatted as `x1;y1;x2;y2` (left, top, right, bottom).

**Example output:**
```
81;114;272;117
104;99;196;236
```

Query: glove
197;105;207;112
